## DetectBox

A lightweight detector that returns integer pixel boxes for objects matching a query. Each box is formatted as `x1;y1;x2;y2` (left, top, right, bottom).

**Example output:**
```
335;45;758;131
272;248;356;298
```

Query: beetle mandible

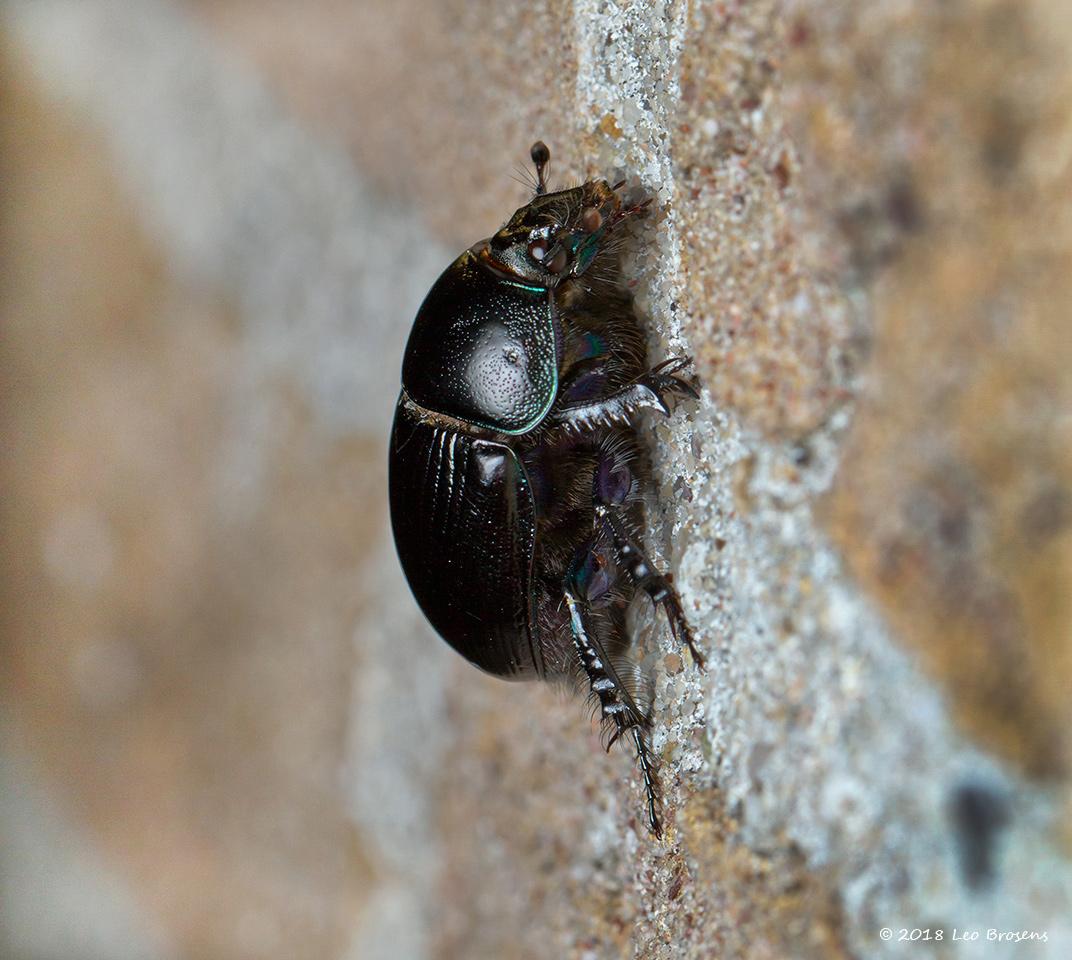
389;142;703;837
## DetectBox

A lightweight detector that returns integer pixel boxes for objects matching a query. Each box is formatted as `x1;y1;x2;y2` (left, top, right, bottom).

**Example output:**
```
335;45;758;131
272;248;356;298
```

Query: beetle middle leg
596;504;705;669
562;582;662;838
589;442;706;670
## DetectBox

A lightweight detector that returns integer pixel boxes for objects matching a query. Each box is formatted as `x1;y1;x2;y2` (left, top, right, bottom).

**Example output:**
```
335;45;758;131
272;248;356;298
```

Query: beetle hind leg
563;587;663;838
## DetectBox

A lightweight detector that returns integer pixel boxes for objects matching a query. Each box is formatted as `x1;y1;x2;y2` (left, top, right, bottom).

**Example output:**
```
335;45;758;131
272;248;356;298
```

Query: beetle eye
546;247;569;274
527;239;548;263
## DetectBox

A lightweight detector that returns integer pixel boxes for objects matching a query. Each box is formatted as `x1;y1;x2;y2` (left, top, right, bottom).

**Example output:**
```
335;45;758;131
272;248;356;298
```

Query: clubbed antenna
530;140;550;195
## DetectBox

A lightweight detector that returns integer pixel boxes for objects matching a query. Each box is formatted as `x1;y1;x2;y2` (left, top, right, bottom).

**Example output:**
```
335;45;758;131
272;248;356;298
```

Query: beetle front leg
552;357;699;432
563;587;662;838
596;505;706;670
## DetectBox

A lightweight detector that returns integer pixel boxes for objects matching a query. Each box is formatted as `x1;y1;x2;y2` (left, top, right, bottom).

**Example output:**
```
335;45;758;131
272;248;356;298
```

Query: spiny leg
551;356;699;433
563;586;662;838
628;726;660;840
596;504;706;670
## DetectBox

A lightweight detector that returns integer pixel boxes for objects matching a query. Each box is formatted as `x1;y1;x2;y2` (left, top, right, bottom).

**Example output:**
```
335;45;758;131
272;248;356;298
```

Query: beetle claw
640;384;673;417
638;366;699;415
662;599;707;671
672;376;701;401
651;355;694;375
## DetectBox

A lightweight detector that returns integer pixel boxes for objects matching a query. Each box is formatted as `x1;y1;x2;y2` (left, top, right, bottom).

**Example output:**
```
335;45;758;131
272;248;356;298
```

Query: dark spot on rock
982;97;1027;183
789;17;811;46
877;537;909;584
949;781;1010;891
1020;484;1070;543
668;865;686;900
885;176;922;233
937;502;971;549
772;153;791;192
790;442;811;467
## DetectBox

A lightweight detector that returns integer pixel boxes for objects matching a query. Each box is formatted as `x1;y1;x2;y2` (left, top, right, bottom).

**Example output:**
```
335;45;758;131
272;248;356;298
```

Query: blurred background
1;1;1070;958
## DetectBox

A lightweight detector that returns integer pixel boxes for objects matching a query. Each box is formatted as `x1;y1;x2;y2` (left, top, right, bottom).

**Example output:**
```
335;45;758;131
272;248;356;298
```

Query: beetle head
474;143;646;289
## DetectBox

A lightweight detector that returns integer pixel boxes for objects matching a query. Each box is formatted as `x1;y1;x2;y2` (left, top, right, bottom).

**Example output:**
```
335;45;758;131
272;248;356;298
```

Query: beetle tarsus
631;726;663;839
643;355;701;402
597;506;707;670
564;587;662;836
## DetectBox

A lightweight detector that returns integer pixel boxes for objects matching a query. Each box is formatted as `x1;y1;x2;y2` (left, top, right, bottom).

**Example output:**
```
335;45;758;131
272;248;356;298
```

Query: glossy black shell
400;249;558;434
389;405;542;677
390;248;559;679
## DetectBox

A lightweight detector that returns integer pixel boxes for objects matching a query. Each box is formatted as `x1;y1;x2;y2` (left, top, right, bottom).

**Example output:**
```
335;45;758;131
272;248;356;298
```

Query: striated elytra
389;142;703;837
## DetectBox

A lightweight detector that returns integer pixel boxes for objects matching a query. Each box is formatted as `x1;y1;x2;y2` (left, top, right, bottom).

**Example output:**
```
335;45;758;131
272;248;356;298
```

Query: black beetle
389;142;703;837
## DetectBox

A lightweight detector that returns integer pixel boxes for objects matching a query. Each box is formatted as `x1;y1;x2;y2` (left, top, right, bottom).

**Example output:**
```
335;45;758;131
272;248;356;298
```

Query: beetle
389;142;703;837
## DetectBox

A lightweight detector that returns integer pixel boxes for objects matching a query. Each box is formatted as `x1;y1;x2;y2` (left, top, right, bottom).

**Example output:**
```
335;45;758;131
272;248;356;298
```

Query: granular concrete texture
2;1;1070;958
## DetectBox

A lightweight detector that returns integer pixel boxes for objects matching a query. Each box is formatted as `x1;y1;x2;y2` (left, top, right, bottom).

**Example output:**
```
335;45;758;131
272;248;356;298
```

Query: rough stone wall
1;1;1070;958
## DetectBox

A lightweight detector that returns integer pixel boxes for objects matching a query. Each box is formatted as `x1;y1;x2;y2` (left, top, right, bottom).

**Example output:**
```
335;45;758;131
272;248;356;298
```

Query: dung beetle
389;142;703;837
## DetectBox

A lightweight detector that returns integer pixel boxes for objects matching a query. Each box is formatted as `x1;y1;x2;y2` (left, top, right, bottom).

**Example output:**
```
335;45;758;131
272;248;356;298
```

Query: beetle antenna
530;140;550;195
